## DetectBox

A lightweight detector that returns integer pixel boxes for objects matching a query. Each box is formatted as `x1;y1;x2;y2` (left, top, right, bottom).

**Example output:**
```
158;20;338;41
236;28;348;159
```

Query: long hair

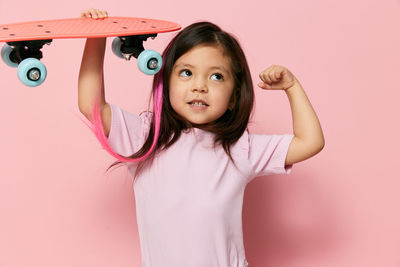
86;21;254;180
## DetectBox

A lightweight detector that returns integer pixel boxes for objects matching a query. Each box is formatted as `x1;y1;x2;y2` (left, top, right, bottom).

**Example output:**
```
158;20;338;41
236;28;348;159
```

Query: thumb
258;82;270;89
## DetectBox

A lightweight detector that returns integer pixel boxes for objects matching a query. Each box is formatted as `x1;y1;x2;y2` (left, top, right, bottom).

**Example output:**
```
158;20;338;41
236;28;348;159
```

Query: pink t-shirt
107;103;294;267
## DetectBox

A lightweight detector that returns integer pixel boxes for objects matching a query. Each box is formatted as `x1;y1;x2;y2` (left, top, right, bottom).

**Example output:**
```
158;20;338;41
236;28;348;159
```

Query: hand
80;8;109;19
258;65;298;91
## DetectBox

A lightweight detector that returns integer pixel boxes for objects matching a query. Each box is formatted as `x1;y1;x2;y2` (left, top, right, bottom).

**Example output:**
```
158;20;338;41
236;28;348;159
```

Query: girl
78;8;324;267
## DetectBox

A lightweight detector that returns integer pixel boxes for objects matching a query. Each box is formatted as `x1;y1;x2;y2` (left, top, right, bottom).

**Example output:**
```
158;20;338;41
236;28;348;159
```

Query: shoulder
108;103;154;140
109;104;153;126
138;111;153;136
231;129;294;158
230;129;250;157
138;110;153;124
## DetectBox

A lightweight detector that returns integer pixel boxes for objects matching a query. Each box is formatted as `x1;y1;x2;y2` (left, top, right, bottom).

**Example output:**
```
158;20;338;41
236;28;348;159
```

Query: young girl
78;8;324;267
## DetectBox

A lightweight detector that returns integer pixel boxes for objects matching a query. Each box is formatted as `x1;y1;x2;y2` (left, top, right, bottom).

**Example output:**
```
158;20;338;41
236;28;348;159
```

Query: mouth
188;100;209;107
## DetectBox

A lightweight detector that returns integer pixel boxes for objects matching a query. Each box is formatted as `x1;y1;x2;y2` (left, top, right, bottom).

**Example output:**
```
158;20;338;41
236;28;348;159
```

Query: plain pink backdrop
0;0;399;266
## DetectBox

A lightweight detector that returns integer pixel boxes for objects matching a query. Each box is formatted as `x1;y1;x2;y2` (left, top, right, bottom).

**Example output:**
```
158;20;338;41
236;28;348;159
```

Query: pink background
0;0;399;266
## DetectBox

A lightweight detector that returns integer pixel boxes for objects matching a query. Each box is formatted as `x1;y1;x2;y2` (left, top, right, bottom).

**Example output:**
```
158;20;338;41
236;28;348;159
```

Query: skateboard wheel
17;58;47;87
111;37;124;59
1;44;18;68
137;49;162;75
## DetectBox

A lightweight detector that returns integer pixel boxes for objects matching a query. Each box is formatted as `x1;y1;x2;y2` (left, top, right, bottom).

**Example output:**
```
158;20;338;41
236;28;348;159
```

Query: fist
258;65;297;91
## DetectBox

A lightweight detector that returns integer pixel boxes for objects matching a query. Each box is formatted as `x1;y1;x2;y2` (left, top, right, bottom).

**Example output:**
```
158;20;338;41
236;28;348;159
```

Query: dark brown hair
106;21;254;179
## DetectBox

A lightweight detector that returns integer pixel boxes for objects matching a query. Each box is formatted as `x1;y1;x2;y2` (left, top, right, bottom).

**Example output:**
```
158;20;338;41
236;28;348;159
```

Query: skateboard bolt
123;54;132;61
28;68;40;81
148;58;158;69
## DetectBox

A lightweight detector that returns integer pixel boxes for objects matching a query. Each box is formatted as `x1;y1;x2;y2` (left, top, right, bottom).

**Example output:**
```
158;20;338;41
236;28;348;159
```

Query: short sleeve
247;133;294;182
107;103;152;157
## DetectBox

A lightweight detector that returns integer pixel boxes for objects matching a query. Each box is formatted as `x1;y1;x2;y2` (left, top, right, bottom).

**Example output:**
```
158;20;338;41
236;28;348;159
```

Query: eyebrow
174;63;230;74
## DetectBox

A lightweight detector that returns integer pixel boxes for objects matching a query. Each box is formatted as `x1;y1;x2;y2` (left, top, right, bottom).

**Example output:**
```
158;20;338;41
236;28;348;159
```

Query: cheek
168;86;183;110
169;90;177;108
217;89;234;106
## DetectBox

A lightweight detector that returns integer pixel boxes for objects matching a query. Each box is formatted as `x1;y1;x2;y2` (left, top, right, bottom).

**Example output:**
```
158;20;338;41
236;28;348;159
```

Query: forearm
78;38;107;115
285;81;325;148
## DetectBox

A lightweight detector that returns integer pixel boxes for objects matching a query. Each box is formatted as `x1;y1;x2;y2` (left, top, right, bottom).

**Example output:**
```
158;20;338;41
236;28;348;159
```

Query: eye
179;69;192;77
211;73;224;81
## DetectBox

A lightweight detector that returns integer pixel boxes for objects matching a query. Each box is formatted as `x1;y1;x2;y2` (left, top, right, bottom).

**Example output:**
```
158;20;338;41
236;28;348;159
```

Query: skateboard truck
1;40;51;86
118;34;157;60
6;39;52;64
112;34;162;76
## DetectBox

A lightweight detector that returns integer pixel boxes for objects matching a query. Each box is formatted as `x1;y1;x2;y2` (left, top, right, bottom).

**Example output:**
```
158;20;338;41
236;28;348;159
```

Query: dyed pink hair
79;70;163;162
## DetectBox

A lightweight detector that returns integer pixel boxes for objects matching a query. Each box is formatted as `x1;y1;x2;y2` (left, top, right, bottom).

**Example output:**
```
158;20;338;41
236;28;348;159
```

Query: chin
181;116;209;125
188;120;210;125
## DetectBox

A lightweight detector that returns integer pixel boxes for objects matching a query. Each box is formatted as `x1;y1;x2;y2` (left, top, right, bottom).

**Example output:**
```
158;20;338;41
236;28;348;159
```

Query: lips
188;99;209;106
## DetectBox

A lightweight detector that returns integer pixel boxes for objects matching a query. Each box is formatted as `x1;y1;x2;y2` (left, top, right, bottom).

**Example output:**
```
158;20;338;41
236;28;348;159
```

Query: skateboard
0;17;181;86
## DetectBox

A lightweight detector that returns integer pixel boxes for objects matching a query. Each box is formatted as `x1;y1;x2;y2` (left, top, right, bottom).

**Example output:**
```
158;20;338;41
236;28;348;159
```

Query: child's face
169;44;235;125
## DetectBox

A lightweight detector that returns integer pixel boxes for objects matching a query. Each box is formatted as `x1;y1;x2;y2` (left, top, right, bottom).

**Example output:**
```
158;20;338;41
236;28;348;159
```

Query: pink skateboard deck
0;17;181;86
0;17;181;41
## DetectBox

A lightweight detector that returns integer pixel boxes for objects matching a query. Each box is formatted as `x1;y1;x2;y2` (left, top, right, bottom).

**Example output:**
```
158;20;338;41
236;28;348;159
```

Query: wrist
285;80;302;95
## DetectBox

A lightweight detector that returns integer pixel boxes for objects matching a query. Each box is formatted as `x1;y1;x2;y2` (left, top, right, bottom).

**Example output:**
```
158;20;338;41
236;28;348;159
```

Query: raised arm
78;9;111;137
258;65;325;166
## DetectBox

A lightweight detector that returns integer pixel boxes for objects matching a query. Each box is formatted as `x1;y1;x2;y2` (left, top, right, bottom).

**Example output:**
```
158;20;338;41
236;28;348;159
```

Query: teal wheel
17;58;47;87
111;37;124;59
137;49;162;75
1;44;18;68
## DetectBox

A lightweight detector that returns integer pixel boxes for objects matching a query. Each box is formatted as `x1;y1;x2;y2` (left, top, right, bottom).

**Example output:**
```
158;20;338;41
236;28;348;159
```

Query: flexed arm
258;65;325;165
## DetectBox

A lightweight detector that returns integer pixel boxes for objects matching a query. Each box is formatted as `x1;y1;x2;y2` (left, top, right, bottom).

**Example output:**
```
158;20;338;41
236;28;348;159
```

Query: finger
259;66;270;78
271;66;285;82
271;66;283;81
81;10;92;18
261;72;272;85
258;82;280;90
258;82;269;89
83;8;95;18
101;10;109;18
88;8;100;19
268;70;278;83
96;11;104;19
92;9;101;18
275;70;282;80
97;10;107;19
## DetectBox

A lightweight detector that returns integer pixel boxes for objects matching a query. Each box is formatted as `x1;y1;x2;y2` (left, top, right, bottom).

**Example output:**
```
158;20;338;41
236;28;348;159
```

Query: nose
191;77;208;93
